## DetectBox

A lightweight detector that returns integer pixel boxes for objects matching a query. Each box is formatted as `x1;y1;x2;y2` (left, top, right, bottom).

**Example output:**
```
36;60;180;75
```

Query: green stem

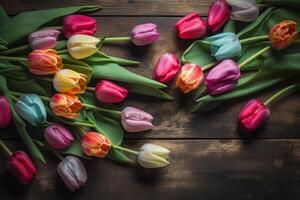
72;121;95;128
53;149;64;160
38;77;53;82
0;139;12;157
10;91;50;101
47;26;63;30
264;84;297;106
202;61;219;71
103;36;131;44
239;46;271;68
112;144;139;155
86;87;95;92
83;103;121;115
239;35;269;45
0;55;27;62
57;49;68;54
0;45;30;55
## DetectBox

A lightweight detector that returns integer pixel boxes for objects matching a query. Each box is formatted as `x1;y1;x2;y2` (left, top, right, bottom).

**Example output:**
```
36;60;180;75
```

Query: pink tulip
28;29;60;50
95;80;128;103
131;23;160;46
44;123;74;149
63;15;97;38
0;96;11;128
208;0;230;32
175;13;207;39
121;107;154;132
153;53;181;83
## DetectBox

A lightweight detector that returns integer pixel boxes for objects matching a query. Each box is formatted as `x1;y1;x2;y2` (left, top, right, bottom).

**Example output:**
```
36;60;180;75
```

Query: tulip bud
131;23;160;46
63;14;97;38
81;132;111;158
67;34;100;59
57;156;87;192
28;49;63;75
206;32;241;60
227;0;259;22
95;80;128;103
208;0;230;32
7;151;37;184
176;63;203;93
0;96;11;128
238;99;270;133
15;94;47;126
175;13;207;39
53;69;87;95
269;20;298;50
121;107;154;132
153;53;181;83
50;93;83;119
138;143;170;168
28;29;60;50
205;59;240;96
44;124;74;149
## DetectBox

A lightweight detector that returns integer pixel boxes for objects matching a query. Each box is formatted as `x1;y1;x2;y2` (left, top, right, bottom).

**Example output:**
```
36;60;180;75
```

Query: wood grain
0;0;213;16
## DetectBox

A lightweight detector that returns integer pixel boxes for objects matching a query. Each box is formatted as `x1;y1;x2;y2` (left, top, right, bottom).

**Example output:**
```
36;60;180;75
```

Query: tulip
28;49;63;75
131;23;160;46
176;63;203;93
63;14;97;38
67;34;100;59
208;0;230;32
53;69;87;95
0;96;11;128
95;80;128;103
121;107;154;132
50;93;83;119
44;123;74;149
7;151;37;184
238;99;270;133
206;32;241;60
15;94;47;126
269;20;298;50
153;53;181;83
81;132;111;158
57;156;87;192
227;0;259;22
28;29;60;50
205;59;240;96
138;143;170;168
175;13;207;39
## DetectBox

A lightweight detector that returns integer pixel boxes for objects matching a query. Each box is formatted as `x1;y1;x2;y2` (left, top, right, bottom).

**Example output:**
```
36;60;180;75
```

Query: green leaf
0;6;9;25
7;78;48;96
62;139;90;159
0;75;46;163
91;62;166;89
107;148;134;165
86;111;123;145
0;6;102;45
223;19;236;33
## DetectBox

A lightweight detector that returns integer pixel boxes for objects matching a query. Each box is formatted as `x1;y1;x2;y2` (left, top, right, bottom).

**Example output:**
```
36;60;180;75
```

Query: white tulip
67;34;99;59
138;143;170;168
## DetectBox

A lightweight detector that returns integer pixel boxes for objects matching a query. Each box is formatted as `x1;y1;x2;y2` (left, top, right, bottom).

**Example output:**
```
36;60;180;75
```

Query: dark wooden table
0;1;300;199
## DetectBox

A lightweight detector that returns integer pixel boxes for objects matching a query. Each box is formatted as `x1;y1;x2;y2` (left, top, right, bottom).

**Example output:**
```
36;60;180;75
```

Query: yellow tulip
67;34;100;59
53;69;87;95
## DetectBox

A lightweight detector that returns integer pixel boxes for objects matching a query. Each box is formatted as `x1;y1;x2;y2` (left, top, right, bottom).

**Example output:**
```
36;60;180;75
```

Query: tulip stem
83;104;121;115
103;37;131;44
202;61;219;71
0;44;30;55
239;46;271;68
239;35;269;45
10;91;51;101
72;121;95;128
264;84;298;106
57;49;68;54
53;149;64;161
47;26;63;30
86;87;95;91
112;145;139;155
0;55;27;62
34;140;64;160
0;139;12;157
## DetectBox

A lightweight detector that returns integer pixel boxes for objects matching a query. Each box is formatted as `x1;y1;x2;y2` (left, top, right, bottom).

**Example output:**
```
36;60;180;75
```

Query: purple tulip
44;124;74;149
28;29;60;50
57;156;87;192
131;23;160;46
0;96;11;128
205;59;240;96
121;107;154;132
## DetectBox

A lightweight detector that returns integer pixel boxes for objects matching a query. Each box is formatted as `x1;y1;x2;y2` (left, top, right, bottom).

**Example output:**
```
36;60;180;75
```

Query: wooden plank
0;139;299;199
0;0;213;16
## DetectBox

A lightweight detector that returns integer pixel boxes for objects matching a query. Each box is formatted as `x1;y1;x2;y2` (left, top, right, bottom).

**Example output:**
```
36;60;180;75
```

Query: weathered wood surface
0;1;300;200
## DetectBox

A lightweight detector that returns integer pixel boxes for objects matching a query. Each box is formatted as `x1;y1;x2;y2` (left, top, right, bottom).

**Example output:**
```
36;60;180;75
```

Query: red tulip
175;13;207;39
208;0;230;32
0;96;11;128
63;15;97;38
238;99;270;133
7;151;37;184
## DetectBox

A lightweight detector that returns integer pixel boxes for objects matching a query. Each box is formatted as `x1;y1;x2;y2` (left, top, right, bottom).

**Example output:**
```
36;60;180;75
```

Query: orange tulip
28;49;63;75
176;63;203;93
269;20;298;50
81;132;111;158
50;93;83;119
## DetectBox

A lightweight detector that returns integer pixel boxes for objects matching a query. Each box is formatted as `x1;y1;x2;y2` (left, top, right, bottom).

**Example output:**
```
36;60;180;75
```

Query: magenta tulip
208;0;230;32
0;96;11;128
121;107;154;132
28;29;60;50
95;80;128;103
44;123;74;149
63;15;97;38
153;53;181;83
131;23;160;46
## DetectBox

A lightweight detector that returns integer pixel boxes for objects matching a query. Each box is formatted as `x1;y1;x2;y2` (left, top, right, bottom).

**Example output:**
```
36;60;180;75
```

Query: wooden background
0;1;300;199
